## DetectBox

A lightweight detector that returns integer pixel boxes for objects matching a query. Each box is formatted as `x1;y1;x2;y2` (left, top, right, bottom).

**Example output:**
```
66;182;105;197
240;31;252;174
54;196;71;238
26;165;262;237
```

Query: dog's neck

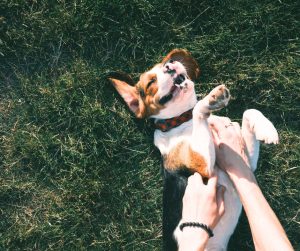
153;108;194;132
153;92;198;132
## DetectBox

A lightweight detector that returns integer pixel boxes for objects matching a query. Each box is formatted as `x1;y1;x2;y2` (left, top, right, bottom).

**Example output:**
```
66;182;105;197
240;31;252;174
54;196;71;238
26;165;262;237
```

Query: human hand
209;117;250;173
182;172;225;229
175;173;225;250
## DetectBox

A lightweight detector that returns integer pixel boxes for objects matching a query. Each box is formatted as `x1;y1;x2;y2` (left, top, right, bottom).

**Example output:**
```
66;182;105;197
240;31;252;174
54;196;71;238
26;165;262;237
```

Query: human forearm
227;168;294;251
211;116;293;250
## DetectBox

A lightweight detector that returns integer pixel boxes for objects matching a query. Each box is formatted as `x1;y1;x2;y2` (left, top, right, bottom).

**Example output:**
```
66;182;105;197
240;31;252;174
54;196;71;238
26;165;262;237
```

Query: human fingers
209;116;232;133
232;122;241;134
231;121;244;144
188;172;203;186
231;122;249;160
211;122;234;149
185;172;203;197
209;116;232;125
211;120;237;142
207;172;218;190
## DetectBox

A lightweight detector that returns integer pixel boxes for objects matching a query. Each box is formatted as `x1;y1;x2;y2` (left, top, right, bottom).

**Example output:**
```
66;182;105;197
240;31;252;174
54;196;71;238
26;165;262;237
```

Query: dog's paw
193;85;230;118
255;121;279;144
206;85;230;111
244;109;279;145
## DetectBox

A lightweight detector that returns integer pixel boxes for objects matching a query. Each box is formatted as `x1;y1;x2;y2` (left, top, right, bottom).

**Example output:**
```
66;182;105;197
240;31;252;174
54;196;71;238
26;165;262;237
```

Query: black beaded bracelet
179;222;214;238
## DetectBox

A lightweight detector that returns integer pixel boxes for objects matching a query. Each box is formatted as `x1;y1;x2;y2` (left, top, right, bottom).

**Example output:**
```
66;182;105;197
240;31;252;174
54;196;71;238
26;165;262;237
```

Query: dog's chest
154;120;193;155
153;120;210;176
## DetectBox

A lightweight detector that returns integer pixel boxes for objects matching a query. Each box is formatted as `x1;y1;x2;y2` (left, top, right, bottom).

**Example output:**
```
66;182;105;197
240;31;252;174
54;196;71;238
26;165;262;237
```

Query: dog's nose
164;63;176;75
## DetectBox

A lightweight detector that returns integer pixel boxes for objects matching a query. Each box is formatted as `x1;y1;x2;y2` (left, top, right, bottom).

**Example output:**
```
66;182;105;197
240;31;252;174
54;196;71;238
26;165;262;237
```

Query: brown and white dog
109;49;279;251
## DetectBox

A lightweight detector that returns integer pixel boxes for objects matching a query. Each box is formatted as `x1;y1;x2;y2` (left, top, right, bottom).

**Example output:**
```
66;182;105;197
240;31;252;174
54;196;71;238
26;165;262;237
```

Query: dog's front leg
191;85;230;176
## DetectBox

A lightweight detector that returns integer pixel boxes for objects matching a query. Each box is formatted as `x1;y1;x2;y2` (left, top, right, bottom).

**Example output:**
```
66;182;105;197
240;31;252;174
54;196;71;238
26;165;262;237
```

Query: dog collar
154;108;193;132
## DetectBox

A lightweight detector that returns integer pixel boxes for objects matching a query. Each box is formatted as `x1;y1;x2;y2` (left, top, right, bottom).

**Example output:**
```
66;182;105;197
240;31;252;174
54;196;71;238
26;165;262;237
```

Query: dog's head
109;49;200;119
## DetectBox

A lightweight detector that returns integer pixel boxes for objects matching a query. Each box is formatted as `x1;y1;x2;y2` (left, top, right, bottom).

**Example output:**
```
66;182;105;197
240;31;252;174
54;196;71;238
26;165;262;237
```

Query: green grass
0;0;299;250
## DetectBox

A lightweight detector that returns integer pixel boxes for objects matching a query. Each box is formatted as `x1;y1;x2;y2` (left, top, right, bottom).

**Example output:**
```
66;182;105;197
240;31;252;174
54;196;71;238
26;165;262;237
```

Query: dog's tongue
170;85;179;94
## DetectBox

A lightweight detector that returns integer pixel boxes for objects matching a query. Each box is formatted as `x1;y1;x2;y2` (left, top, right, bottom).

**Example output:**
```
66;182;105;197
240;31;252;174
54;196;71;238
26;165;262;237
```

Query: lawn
0;0;299;250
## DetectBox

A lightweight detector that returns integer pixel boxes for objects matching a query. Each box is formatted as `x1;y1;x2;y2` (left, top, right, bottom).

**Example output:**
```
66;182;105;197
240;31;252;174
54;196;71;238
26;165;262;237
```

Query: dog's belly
205;168;242;250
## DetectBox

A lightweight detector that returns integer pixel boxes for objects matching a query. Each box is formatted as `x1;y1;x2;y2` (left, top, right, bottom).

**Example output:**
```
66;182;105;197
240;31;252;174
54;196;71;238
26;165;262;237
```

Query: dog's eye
139;89;145;97
147;78;156;89
163;59;175;67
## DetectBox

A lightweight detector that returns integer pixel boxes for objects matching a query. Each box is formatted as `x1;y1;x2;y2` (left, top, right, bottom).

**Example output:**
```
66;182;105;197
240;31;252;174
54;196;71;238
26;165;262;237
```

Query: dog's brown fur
163;140;209;177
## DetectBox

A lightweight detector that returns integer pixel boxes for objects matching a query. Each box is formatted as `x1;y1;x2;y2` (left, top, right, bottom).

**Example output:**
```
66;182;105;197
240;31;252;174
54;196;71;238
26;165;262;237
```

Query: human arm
210;118;294;251
175;173;225;251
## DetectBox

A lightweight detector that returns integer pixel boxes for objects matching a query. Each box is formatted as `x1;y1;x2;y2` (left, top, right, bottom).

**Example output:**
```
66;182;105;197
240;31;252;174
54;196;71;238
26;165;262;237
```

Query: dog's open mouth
159;74;186;105
173;74;186;86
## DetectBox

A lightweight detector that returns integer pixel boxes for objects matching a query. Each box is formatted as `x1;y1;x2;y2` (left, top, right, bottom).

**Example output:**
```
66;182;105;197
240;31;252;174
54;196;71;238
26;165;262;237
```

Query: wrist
180;222;214;238
227;169;261;202
174;220;211;251
183;227;209;240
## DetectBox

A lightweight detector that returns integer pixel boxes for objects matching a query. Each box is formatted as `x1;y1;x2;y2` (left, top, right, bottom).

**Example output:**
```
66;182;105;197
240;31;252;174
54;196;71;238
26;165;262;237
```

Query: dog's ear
109;76;145;118
162;49;200;81
109;77;139;113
